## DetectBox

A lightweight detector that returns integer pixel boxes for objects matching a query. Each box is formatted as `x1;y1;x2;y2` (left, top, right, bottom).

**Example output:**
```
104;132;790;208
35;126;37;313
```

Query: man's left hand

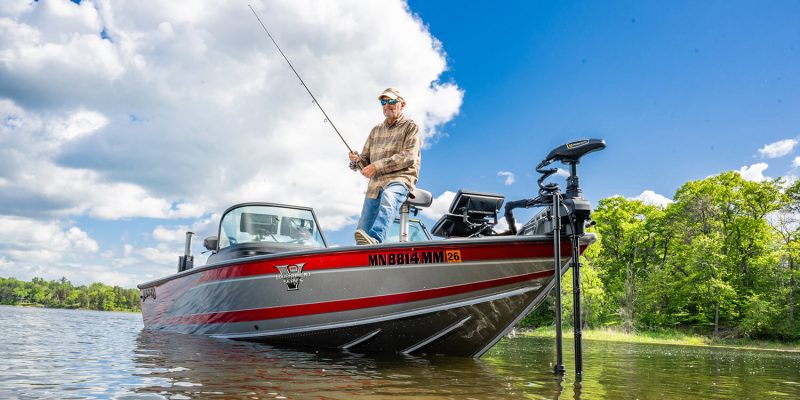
361;164;377;178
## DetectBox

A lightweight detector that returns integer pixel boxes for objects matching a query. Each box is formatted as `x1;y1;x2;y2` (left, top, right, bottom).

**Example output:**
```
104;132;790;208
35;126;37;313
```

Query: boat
138;139;606;357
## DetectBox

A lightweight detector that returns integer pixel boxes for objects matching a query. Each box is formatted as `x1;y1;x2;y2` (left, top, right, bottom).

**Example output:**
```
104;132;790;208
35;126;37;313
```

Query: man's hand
361;164;377;178
348;151;359;162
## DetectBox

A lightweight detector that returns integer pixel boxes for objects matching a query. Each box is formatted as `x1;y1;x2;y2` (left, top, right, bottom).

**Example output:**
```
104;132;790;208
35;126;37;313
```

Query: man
348;87;421;245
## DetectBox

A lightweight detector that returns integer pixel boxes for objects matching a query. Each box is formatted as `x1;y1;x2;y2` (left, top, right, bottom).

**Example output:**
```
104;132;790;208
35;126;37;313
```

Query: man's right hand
348;151;359;162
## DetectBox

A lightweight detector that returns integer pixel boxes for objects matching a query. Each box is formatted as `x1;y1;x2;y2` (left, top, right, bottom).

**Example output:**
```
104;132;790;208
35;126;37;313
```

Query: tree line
0;276;141;312
523;171;800;340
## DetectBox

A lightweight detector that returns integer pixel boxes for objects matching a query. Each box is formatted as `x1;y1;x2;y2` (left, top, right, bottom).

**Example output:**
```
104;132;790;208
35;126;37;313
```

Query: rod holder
178;231;195;272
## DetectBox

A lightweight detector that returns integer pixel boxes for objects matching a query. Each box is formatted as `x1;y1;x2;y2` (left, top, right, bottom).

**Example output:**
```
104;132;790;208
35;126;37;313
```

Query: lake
1;305;798;399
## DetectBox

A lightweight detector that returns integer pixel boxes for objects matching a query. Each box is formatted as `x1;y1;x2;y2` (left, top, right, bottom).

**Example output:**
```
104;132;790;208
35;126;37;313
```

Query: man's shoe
354;229;378;245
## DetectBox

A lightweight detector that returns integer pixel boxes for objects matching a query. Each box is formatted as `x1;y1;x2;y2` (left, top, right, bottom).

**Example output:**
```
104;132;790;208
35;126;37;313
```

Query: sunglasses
380;98;401;106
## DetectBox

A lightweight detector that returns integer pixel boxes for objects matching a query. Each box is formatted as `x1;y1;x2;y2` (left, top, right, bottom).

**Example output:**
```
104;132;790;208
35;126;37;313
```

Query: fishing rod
248;4;355;154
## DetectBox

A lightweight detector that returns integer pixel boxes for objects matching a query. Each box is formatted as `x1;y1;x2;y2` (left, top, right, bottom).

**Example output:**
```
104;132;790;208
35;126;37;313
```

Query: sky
0;0;798;288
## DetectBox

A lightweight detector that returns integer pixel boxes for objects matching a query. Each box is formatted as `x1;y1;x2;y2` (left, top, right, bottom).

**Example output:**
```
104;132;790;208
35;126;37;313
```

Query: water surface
1;305;798;399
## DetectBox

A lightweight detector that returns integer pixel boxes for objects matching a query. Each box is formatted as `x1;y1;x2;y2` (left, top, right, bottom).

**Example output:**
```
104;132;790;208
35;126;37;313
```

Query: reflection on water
132;330;546;399
1;305;799;399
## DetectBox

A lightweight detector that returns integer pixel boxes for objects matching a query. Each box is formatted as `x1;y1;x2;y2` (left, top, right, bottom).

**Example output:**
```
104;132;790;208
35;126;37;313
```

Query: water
1;305;799;399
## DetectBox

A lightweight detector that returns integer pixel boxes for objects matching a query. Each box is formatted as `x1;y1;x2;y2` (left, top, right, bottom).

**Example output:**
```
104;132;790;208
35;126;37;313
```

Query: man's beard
383;108;401;119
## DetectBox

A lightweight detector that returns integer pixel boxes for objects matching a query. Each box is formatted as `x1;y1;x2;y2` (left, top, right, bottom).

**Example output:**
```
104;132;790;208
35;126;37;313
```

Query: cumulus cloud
758;139;797;158
421;190;456;221
497;171;515;185
492;217;521;234
738;163;770;182
630;190;673;208
0;215;98;280
781;174;798;189
0;1;463;286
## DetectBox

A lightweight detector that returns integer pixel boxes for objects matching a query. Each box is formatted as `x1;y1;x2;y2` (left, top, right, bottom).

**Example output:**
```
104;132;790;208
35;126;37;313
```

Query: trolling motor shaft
502;138;606;377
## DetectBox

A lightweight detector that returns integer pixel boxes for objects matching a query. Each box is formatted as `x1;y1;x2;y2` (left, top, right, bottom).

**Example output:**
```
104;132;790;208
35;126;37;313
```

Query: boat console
431;190;504;238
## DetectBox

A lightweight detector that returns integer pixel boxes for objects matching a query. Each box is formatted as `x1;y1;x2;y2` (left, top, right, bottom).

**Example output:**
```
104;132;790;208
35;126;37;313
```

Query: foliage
0;276;140;312
520;171;800;341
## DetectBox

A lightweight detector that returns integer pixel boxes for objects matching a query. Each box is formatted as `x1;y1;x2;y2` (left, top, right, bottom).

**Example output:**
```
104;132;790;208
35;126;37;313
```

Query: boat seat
405;188;432;208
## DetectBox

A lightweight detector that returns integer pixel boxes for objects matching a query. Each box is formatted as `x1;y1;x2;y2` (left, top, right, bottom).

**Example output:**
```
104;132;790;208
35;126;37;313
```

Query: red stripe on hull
197;240;578;284
166;269;555;326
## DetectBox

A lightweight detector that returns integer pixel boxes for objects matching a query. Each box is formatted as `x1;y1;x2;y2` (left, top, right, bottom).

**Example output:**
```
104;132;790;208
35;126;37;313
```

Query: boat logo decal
140;287;156;302
274;263;309;291
567;139;589;149
369;249;464;266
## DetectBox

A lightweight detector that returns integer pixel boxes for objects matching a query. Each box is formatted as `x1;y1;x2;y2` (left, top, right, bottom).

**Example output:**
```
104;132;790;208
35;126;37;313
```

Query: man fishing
349;87;421;245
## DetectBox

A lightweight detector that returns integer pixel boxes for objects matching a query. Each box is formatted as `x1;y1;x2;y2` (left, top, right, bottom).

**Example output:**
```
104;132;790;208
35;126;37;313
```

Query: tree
590;196;666;332
669;172;782;336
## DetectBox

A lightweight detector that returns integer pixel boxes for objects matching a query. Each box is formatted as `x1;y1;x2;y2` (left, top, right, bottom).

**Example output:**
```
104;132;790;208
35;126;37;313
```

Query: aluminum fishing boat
138;139;605;357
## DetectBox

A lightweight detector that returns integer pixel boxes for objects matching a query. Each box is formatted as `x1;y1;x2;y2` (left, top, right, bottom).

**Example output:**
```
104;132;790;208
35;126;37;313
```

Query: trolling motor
503;138;606;377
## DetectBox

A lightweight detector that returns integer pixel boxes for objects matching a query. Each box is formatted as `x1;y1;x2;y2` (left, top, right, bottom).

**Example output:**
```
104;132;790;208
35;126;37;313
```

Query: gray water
1;305;799;399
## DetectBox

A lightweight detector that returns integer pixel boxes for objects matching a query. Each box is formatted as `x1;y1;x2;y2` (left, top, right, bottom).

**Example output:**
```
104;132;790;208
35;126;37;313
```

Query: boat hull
139;235;591;357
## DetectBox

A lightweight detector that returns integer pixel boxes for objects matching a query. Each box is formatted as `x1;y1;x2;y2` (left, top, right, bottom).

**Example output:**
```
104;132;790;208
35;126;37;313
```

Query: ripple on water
1;306;800;399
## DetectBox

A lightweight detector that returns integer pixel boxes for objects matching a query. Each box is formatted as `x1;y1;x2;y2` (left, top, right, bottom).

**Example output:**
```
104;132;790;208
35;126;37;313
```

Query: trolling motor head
536;139;606;199
501;138;606;236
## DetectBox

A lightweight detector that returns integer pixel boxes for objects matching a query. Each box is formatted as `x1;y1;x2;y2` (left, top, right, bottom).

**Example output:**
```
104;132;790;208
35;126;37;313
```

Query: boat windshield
384;219;431;243
218;205;325;250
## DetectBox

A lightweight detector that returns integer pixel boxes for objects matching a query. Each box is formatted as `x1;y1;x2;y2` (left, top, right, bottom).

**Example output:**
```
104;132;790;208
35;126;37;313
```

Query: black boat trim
340;328;382;350
401;315;472;355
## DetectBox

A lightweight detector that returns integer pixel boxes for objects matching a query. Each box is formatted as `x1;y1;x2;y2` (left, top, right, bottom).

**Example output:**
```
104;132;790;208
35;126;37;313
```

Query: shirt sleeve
359;128;374;166
372;122;420;175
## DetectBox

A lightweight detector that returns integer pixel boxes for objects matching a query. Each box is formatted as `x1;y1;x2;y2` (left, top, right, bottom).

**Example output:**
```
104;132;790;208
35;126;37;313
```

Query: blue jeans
357;182;409;243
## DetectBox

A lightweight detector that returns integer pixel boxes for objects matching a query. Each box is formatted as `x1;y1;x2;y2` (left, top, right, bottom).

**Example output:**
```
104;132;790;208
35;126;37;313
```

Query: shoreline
521;327;800;353
1;303;141;314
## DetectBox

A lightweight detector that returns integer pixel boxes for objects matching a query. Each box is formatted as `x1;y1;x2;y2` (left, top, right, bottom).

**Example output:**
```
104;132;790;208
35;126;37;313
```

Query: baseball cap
378;87;404;101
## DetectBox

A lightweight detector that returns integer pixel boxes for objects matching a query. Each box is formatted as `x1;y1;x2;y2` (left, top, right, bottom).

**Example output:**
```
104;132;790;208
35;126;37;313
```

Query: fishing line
248;4;355;153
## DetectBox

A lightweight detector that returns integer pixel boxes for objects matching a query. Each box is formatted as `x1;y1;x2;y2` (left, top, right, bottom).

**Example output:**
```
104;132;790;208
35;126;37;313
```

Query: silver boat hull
139;235;593;357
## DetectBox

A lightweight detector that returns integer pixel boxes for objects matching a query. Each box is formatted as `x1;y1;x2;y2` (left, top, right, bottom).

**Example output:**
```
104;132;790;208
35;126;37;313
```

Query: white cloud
630;190;673;208
492;217;521;234
0;216;98;265
138;244;178;265
497;171;515;185
781;174;798;189
50;109;108;143
421;190;456;221
0;1;463;286
738;163;770;182
758;139;797;158
152;225;190;243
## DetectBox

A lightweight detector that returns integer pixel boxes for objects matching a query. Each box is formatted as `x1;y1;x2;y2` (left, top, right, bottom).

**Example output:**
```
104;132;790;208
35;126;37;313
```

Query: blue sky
0;1;798;287
407;1;799;198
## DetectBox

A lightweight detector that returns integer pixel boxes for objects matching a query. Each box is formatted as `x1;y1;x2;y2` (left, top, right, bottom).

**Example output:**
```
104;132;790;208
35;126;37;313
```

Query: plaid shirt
350;114;420;199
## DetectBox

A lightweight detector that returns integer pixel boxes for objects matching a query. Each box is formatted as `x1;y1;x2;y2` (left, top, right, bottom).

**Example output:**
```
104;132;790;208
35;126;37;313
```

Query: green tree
590;196;666;332
668;172;781;336
0;276;140;312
